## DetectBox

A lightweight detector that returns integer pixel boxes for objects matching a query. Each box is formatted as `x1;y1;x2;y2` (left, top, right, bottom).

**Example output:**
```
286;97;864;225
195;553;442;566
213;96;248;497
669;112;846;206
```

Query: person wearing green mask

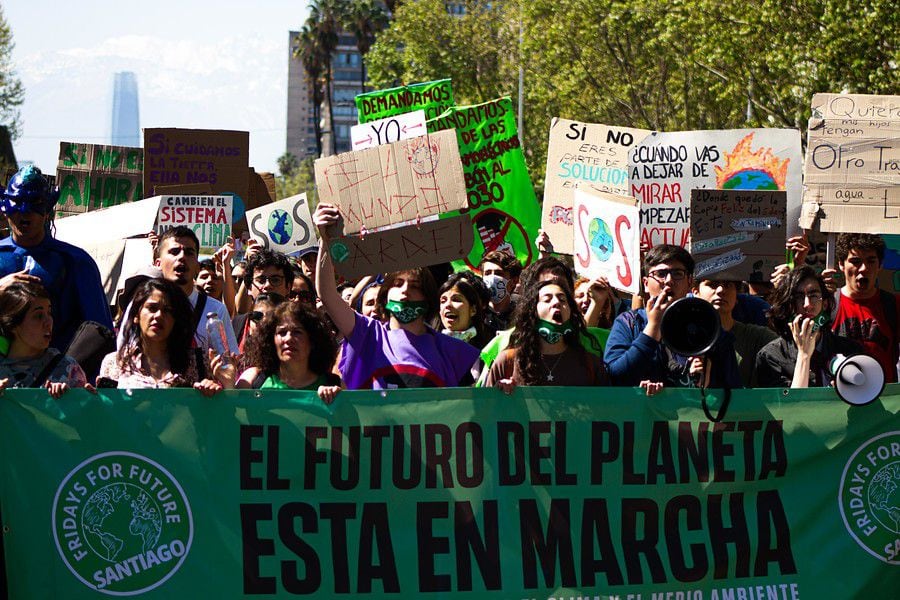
312;203;480;389
484;278;609;392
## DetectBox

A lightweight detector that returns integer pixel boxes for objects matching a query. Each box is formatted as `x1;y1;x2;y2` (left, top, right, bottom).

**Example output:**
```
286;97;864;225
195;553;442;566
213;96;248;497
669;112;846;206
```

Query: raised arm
313;203;357;338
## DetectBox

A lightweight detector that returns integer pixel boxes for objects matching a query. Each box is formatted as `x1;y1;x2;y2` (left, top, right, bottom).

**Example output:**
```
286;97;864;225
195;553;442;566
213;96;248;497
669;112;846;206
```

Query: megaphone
660;296;721;356
830;354;885;406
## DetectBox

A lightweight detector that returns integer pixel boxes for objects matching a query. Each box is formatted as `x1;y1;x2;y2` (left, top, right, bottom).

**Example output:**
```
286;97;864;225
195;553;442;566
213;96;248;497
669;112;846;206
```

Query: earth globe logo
838;432;900;565
267;209;293;245
52;452;193;594
589;218;614;262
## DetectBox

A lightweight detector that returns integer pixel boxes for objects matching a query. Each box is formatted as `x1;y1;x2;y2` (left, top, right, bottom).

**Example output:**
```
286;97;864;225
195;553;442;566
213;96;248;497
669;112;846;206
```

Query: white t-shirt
116;288;239;354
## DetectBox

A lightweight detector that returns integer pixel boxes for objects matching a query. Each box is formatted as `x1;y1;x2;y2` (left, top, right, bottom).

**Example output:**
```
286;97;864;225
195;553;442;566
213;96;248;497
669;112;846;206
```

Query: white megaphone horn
829;354;885;406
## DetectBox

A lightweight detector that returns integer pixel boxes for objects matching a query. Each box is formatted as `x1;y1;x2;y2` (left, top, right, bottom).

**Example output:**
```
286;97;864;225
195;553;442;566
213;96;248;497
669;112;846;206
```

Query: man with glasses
831;233;898;383
605;244;740;389
0;166;112;351
232;250;293;345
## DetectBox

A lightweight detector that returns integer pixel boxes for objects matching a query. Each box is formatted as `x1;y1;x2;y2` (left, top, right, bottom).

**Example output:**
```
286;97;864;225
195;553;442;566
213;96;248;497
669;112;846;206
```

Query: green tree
295;24;325;157
342;0;390;92
277;151;299;177
0;4;24;140
276;156;318;205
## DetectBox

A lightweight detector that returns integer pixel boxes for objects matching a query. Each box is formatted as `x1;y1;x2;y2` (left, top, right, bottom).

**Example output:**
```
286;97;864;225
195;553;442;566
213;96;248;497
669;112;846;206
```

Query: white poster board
628;129;803;247
155;195;233;251
350;109;427;150
573;188;640;294
245;193;317;254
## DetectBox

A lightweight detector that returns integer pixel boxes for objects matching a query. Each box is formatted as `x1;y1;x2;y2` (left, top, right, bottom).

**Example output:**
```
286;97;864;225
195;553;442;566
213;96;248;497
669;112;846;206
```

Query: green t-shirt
260;372;338;390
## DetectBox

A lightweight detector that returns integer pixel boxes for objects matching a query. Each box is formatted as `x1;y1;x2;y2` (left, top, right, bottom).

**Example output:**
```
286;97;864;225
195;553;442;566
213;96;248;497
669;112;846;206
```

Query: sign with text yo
573;188;640;294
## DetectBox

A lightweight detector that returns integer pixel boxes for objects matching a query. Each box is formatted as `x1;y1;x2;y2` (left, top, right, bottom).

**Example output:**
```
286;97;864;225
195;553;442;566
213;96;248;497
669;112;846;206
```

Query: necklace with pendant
542;351;565;382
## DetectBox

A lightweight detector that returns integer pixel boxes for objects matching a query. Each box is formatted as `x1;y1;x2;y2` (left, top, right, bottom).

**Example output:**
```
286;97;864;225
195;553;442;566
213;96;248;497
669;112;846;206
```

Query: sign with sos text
573;188;640;294
245;193;316;255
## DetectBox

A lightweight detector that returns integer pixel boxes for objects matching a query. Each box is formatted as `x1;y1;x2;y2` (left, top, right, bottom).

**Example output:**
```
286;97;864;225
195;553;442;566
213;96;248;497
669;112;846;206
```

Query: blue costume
0;237;112;351
0;166;112;351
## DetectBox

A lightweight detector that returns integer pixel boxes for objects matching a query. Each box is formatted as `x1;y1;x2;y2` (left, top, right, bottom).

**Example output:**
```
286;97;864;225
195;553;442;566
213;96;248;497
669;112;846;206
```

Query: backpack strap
32;353;65;388
192;290;208;332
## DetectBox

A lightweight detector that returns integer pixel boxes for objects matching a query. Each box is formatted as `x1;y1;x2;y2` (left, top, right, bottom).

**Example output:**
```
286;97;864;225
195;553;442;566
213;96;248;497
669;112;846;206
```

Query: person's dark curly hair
508;277;592;385
244;302;337;377
117;278;194;376
244;249;295;290
434;272;492;347
376;267;439;323
836;233;885;264
520;256;574;292
767;265;834;338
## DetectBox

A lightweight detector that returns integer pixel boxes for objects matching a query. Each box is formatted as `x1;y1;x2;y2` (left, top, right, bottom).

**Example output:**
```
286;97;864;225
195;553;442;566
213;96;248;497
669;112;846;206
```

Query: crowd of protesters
0;166;897;402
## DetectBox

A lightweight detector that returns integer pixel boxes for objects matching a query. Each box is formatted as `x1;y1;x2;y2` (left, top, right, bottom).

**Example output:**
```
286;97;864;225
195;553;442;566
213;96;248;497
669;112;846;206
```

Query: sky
5;0;309;174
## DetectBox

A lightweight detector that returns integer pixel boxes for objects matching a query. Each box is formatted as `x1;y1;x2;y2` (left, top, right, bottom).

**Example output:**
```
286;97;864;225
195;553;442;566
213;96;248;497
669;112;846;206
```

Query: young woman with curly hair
99;278;227;393
484;278;610;391
236;302;342;403
756;266;862;388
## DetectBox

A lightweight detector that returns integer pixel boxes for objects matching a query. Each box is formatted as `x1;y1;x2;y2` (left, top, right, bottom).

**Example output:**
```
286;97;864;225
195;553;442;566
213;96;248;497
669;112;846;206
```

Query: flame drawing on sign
715;133;789;190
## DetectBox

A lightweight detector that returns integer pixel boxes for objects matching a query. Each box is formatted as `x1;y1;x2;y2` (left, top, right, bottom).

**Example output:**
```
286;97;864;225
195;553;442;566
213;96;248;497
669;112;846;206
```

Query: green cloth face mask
536;319;573;344
384;299;428;324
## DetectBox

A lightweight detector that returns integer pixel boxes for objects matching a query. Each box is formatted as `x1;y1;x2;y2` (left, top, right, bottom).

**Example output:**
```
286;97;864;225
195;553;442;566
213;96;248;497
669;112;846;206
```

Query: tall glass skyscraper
111;72;140;147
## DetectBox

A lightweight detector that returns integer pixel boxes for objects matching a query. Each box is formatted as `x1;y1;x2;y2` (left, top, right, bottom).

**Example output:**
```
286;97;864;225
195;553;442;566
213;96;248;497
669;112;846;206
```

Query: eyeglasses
647;268;688;282
253;274;285;286
792;291;823;303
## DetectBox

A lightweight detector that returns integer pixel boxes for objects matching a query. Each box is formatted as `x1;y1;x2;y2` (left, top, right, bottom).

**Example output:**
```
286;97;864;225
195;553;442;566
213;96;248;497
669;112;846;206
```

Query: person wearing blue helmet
0;165;112;351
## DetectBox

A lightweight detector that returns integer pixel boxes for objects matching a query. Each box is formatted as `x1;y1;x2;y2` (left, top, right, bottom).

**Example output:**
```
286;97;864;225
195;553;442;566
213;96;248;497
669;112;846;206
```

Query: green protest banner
428;98;541;270
55;142;144;218
355;79;455;124
2;387;899;599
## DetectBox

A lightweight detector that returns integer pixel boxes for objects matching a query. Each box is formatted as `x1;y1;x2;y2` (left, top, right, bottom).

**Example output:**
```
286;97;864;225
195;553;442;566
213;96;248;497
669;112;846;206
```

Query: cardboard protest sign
55;142;143;216
143;128;250;201
355;79;454;124
811;93;900;121
246;193;316;255
689;189;786;282
572;188;640;294
314;129;467;234
542;119;650;254
351;110;427;150
428;97;541;270
800;94;900;234
155;195;233;251
327;214;474;280
628;129;802;247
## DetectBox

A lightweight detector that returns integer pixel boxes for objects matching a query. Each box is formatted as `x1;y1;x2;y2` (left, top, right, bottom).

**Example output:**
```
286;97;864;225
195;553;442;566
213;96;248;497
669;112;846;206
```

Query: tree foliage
366;0;899;192
0;4;24;140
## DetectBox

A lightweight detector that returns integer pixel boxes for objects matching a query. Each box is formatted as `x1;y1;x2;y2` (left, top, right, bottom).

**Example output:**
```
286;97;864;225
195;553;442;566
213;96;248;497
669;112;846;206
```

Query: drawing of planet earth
589;218;614;262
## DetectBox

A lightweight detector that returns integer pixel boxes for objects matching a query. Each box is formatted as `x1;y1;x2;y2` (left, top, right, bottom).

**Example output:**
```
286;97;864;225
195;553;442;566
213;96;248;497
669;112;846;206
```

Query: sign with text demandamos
1;387;899;599
428;97;541;270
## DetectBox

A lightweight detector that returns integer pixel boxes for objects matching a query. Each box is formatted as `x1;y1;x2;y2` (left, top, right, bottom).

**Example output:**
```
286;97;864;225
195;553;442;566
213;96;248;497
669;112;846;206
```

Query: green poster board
428;98;541;270
355;79;455;124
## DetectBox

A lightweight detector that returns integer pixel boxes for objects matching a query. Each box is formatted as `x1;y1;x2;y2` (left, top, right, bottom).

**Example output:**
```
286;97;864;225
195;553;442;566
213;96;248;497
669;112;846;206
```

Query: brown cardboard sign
314;129;467;234
690;189;786;283
801;94;900;234
55;142;143;215
143;128;249;202
327;214;474;279
541;118;649;254
811;93;900;121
